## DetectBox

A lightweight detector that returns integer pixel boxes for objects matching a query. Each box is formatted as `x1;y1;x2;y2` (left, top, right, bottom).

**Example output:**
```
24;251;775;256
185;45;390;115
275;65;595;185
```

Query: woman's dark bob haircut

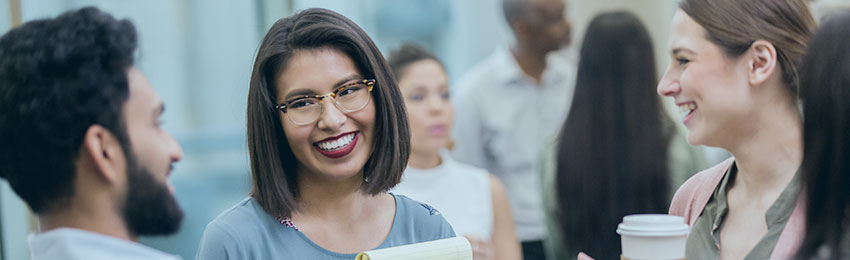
246;8;410;218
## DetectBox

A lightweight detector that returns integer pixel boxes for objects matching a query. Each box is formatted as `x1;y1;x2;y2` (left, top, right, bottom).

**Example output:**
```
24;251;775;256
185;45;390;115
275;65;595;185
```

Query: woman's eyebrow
283;74;363;100
284;89;316;101
672;47;696;56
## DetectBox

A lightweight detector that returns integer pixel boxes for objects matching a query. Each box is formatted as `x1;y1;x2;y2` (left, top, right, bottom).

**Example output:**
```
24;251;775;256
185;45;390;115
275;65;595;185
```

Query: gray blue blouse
195;194;455;260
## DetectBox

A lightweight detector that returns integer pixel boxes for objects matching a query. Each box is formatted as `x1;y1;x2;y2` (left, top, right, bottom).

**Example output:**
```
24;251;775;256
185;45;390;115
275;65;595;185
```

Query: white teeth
317;133;355;151
678;103;697;118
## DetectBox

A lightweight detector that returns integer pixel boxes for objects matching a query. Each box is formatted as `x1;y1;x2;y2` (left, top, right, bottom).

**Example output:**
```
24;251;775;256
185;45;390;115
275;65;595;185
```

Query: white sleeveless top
392;151;494;239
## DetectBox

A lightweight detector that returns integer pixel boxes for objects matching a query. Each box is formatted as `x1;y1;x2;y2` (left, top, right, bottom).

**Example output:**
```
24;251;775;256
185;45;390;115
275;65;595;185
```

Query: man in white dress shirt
0;7;184;260
452;0;575;259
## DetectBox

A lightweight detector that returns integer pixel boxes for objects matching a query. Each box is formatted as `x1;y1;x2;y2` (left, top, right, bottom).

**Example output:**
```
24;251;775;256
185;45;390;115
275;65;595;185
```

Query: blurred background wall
1;0;846;259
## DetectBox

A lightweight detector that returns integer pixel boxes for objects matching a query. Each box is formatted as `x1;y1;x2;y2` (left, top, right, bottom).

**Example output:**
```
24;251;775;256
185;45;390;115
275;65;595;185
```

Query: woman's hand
465;236;494;260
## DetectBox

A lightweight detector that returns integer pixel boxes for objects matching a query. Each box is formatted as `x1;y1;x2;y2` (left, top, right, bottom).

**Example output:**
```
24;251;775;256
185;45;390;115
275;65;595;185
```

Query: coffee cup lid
616;214;689;237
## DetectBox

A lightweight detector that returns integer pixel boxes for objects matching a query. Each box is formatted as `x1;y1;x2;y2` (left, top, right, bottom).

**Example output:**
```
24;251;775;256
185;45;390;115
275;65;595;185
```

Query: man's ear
80;125;125;184
747;40;779;86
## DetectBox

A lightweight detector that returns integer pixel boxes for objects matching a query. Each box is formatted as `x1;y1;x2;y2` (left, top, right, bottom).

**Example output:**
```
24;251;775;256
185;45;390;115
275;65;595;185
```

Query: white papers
355;237;472;260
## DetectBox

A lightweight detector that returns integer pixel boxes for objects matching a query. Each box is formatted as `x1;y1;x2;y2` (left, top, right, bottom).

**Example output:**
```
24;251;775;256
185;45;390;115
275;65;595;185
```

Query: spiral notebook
355;237;472;260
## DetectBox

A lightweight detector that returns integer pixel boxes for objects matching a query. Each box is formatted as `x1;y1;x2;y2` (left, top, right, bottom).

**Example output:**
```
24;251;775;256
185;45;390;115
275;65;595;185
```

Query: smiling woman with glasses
196;8;455;260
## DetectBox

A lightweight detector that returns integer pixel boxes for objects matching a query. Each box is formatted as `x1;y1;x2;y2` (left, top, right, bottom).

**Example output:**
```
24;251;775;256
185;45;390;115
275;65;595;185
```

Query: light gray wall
0;0;10;32
811;0;850;23
1;182;29;260
2;2;32;260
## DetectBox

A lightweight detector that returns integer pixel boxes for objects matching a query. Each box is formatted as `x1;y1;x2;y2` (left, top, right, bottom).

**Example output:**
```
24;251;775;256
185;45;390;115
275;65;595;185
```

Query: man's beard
122;152;184;236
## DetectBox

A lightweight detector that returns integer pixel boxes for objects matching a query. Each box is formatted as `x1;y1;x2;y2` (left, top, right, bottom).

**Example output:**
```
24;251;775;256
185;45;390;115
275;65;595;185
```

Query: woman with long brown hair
659;0;815;259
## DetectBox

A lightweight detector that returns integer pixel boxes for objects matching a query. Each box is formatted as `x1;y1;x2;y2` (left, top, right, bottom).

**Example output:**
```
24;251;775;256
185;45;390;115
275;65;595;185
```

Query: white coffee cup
616;214;689;260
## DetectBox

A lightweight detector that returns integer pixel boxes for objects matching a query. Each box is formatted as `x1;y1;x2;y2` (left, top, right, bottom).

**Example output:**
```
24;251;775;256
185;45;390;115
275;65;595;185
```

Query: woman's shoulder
391;194;457;240
393;194;452;223
200;197;283;241
197;197;294;259
669;158;734;223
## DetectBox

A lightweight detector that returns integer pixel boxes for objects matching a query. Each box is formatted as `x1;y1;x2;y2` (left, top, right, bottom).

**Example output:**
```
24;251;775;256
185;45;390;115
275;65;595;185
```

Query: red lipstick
313;132;358;159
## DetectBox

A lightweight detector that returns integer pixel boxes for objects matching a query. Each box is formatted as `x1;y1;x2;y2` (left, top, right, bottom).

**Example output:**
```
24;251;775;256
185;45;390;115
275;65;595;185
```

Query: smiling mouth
678;102;697;123
313;132;358;159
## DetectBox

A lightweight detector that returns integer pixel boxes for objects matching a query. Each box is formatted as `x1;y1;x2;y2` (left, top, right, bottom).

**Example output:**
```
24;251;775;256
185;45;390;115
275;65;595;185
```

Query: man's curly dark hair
0;7;138;213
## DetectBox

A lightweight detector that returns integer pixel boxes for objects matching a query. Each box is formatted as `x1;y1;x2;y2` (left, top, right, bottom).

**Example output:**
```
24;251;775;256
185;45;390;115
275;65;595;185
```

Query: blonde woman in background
389;44;522;260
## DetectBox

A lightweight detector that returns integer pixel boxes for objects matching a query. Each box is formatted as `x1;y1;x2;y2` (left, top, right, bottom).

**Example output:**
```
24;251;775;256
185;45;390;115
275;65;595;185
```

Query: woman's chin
312;168;363;182
411;145;445;157
685;130;704;146
686;135;699;146
426;137;450;151
300;156;369;182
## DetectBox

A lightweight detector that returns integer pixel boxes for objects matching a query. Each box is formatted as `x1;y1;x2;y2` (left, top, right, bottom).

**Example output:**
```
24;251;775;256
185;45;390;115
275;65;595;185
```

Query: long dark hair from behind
246;8;410;219
555;11;673;259
796;11;850;260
